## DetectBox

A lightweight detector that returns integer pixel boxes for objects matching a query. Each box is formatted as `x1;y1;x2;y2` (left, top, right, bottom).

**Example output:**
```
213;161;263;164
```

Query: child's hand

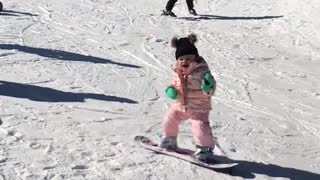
165;86;179;100
201;73;214;93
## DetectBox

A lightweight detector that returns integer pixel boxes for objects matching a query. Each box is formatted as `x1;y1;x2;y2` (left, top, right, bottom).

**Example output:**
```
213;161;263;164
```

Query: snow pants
162;107;215;149
165;0;194;11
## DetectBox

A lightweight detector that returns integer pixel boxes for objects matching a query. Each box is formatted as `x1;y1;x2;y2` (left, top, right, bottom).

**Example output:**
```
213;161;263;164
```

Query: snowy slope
0;0;319;179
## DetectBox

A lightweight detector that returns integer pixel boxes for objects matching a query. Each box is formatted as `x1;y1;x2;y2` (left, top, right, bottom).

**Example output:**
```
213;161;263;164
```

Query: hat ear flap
188;33;197;44
171;37;179;48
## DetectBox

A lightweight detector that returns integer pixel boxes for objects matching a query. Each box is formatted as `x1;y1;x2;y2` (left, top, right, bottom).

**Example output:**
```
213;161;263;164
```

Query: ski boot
162;10;177;17
194;145;213;163
159;137;177;151
0;2;3;12
189;9;197;16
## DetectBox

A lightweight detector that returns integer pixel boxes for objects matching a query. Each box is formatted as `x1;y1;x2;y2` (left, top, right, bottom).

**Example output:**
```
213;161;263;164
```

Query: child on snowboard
163;0;197;17
160;33;216;162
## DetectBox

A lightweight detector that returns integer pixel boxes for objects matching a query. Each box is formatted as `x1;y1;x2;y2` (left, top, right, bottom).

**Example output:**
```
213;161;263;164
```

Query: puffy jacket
170;57;216;112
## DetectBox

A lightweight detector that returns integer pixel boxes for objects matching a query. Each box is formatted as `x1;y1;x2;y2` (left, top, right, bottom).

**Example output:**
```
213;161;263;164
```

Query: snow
0;0;319;179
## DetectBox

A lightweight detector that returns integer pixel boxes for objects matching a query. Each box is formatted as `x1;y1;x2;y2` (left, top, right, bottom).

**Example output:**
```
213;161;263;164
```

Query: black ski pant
165;0;194;11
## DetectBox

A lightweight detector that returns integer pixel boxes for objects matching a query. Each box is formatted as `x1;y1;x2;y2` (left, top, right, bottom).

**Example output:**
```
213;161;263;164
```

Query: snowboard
134;135;238;170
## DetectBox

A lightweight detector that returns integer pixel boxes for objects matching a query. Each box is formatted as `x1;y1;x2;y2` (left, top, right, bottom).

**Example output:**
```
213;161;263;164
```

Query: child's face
177;55;196;69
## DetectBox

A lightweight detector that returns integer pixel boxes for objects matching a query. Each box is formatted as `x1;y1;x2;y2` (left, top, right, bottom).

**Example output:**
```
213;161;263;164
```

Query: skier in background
0;2;3;12
162;0;197;17
160;33;216;162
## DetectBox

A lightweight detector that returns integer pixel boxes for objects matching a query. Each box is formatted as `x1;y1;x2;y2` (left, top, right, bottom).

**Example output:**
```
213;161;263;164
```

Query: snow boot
162;10;177;17
194;145;213;162
189;9;197;16
159;137;178;151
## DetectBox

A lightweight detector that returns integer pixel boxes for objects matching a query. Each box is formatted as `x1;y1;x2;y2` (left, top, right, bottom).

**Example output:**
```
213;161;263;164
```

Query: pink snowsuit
162;57;216;149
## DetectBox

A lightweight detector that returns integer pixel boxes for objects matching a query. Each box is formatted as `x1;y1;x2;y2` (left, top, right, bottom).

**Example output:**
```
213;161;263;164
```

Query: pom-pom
171;37;179;48
188;33;197;44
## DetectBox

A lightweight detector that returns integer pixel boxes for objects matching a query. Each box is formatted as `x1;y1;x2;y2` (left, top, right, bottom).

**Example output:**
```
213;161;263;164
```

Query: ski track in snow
0;0;320;179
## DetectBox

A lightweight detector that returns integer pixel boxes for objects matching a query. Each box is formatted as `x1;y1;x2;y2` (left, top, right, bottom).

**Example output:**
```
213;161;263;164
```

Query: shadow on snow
208;155;320;180
153;148;319;179
0;80;138;104
0;10;38;17
178;14;283;21
0;44;141;68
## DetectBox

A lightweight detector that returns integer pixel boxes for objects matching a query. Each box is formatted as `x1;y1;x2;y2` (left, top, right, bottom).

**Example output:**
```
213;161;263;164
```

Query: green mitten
165;86;178;100
201;73;214;93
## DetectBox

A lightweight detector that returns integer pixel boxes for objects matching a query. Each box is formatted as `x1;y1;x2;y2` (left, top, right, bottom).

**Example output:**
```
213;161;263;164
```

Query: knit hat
171;34;198;60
